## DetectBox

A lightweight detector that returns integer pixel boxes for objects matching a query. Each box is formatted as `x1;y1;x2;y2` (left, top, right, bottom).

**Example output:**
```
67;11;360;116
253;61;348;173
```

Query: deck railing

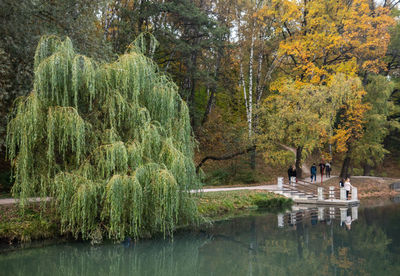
278;177;358;201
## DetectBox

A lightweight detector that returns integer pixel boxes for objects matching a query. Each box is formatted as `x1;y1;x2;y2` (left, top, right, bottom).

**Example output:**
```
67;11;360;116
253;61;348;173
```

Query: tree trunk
340;154;351;178
250;147;256;170
363;163;372;176
201;48;222;125
201;88;215;125
248;32;255;137
295;146;303;179
196;145;256;173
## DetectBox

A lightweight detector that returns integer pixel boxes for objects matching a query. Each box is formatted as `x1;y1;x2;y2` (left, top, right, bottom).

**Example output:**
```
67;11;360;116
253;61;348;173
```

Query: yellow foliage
257;0;394;86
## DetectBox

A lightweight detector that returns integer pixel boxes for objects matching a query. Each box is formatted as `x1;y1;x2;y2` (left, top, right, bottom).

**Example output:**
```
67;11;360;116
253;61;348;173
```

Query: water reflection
1;204;400;275
277;205;359;231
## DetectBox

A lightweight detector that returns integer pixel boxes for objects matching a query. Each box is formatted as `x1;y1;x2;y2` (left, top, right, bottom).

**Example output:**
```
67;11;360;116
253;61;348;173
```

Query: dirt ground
319;176;399;199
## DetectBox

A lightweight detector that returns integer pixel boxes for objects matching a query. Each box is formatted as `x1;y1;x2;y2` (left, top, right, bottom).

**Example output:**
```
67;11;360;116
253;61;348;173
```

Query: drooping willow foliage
7;35;201;240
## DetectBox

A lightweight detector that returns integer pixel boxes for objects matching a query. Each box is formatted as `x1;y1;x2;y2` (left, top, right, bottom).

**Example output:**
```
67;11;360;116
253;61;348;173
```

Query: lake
1;202;399;275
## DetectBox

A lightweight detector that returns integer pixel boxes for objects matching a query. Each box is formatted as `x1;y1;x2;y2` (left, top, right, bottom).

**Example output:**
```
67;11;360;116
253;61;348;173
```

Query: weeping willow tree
7;35;201;240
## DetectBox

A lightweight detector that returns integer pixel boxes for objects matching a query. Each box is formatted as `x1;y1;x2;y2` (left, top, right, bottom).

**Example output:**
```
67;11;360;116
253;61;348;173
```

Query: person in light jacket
344;177;354;200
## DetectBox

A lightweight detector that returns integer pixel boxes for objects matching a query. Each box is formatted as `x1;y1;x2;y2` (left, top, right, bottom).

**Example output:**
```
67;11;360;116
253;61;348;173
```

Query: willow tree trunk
295;146;303;179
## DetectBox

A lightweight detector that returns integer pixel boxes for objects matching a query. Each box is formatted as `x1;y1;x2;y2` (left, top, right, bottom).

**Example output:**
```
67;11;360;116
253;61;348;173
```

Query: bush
234;170;257;184
253;196;292;210
0;170;12;193
205;169;231;186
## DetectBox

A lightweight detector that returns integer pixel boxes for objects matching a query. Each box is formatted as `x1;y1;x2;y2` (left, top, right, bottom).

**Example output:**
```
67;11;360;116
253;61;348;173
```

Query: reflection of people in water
341;208;356;230
345;215;352;230
311;210;318;226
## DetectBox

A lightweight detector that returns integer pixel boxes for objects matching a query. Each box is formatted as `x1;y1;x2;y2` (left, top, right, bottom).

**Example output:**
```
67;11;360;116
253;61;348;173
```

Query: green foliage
0;170;12;193
253;196;292;210
0;204;59;243
197;190;291;219
205;169;231;186
7;35;201;241
351;75;399;172
257;74;367;167
0;0;112;156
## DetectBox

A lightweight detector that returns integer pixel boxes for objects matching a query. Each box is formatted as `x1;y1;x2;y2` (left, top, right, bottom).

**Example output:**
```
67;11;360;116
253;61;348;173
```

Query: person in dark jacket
288;165;296;184
310;163;317;182
325;162;331;178
318;162;325;178
288;166;293;184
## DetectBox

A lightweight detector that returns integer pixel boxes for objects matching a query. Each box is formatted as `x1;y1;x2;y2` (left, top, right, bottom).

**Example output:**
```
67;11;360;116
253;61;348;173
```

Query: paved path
193;175;336;193
193;185;278;193
307;174;337;184
0;175;339;204
280;144;309;176
0;197;51;206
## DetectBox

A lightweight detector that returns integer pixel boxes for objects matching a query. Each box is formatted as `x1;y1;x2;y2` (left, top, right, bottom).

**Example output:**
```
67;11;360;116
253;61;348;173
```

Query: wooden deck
292;198;360;206
273;177;360;207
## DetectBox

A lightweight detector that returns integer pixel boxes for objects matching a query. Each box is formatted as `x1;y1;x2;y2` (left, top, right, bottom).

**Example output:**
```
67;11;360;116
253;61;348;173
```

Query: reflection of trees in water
0;233;209;276
0;205;400;275
199;206;400;275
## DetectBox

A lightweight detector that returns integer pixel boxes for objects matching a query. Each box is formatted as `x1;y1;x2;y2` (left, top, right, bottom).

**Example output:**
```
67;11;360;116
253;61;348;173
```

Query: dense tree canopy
2;0;400;196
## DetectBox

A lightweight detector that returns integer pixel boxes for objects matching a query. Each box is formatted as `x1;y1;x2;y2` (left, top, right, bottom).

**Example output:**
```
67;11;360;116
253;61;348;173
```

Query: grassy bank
0;190;291;244
197;190;292;219
0;204;59;244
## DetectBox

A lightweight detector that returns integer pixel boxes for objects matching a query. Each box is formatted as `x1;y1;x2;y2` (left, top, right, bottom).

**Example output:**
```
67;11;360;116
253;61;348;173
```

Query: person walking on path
339;178;344;188
344;177;354;200
325;162;331;178
310;163;317;182
288;166;293;184
319;162;325;182
288;165;296;184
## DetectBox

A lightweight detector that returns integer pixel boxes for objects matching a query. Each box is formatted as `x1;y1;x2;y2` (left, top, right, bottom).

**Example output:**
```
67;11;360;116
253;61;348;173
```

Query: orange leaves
331;91;370;153
259;0;395;85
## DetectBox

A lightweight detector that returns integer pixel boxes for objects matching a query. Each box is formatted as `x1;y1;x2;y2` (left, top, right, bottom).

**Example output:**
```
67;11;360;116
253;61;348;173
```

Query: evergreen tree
0;0;111;159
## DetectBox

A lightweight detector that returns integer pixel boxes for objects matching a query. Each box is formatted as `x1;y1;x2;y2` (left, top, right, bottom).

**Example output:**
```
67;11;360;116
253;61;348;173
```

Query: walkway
0;197;51;206
0;175;336;205
192;174;335;193
195;184;277;193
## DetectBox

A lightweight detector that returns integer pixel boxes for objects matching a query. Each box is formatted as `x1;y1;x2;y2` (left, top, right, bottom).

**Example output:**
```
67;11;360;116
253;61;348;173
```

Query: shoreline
0;190;291;247
1;178;398;249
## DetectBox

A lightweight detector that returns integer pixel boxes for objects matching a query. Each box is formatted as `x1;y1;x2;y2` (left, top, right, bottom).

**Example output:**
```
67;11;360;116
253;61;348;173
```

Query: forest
1;0;400;239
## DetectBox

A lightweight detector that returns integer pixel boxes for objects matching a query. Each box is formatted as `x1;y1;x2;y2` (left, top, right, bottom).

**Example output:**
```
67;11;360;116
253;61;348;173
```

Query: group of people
287;161;354;200
310;161;331;182
287;161;332;184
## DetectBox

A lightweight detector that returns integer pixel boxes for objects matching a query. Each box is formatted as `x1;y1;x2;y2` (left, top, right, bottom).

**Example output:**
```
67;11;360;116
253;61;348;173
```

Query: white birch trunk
247;32;255;138
240;62;250;125
255;50;263;106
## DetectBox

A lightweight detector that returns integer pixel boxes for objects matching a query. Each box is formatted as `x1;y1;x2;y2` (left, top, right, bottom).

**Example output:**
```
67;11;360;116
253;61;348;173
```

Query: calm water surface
1;203;400;276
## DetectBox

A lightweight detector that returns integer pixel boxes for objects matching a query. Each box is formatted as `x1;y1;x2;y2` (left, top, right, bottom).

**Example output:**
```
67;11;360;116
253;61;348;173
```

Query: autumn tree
330;78;370;178
257;74;364;178
233;0;283;169
255;0;394;175
258;0;394;84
